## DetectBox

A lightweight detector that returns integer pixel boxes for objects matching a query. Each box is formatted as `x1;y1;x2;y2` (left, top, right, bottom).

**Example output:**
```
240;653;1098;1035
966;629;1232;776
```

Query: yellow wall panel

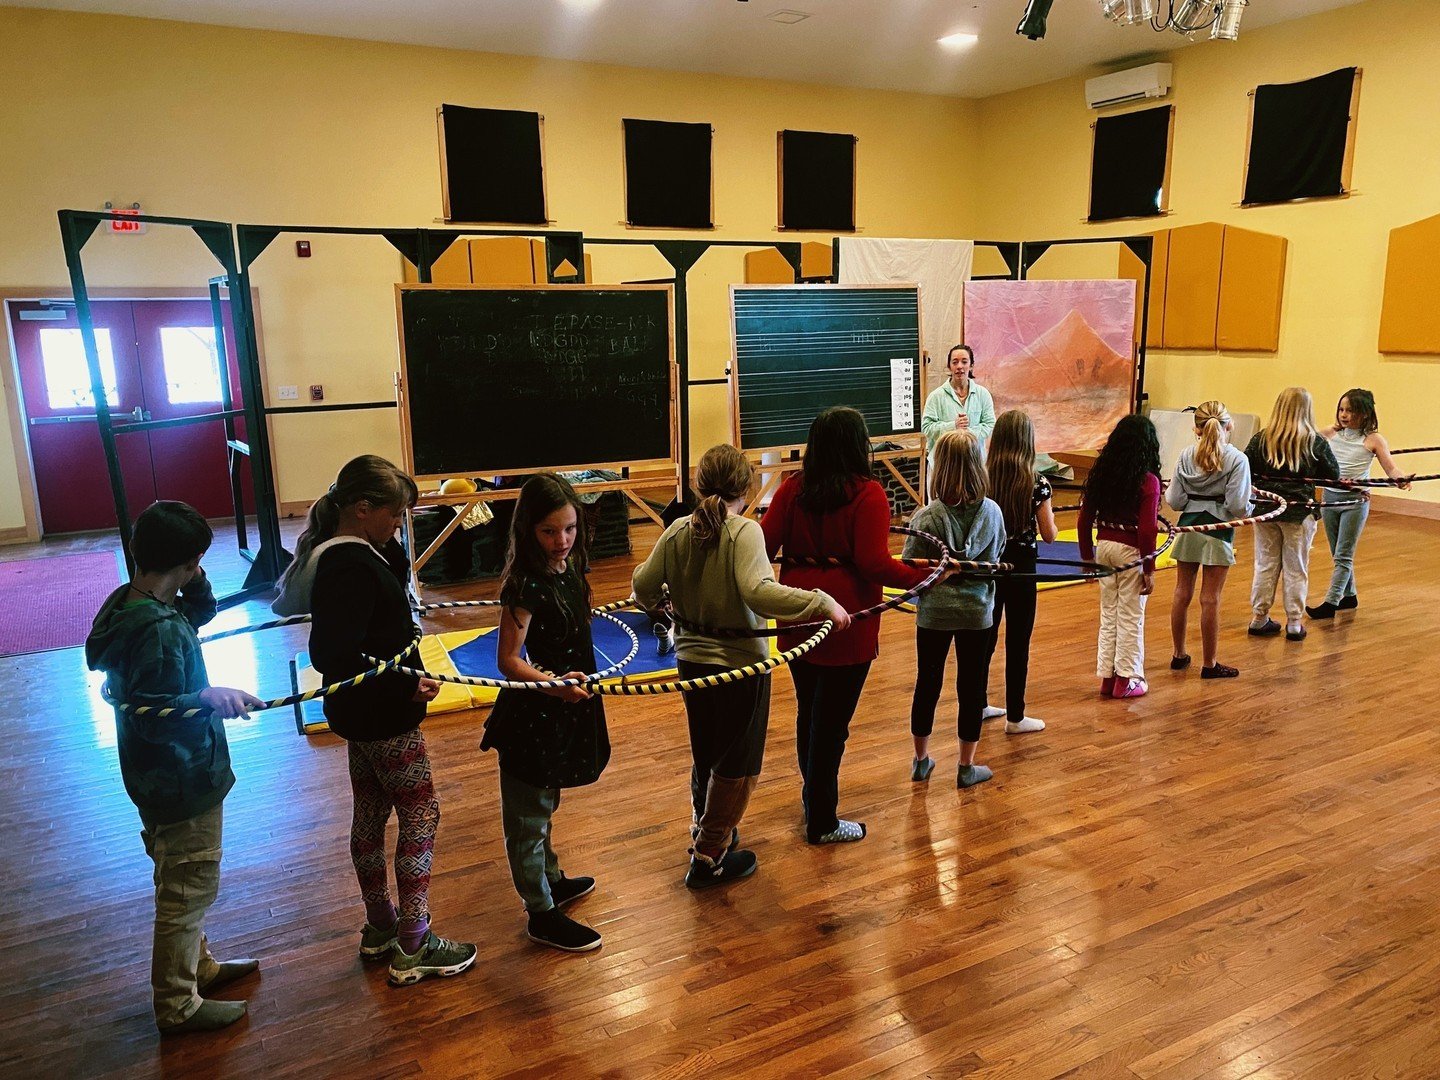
1117;230;1168;348
469;237;539;284
1217;226;1287;352
800;241;833;281
1161;222;1224;350
743;248;795;284
400;238;472;284
1378;212;1440;353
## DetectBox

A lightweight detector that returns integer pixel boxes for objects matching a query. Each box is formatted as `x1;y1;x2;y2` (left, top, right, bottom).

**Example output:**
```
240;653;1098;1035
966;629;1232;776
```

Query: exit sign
106;202;146;235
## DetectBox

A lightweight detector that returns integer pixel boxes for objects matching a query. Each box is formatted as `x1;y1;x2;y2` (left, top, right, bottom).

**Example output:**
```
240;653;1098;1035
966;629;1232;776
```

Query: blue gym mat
445;609;679;681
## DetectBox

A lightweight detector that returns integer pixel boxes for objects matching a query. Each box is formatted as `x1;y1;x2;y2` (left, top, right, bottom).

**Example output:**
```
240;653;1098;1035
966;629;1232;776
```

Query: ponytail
279;455;417;589
690;445;754;548
1192;399;1231;474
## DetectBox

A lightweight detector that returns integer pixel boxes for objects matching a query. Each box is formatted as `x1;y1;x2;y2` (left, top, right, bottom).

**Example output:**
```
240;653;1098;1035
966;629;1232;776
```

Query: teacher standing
922;344;997;469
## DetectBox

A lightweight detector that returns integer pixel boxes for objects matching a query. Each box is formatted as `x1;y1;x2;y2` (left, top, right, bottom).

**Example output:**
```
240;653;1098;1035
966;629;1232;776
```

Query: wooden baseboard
280;500;313;518
1368;492;1440;521
0;524;34;546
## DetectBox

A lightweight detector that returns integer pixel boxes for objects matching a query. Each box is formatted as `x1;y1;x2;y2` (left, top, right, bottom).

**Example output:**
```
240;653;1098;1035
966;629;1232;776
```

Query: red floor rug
0;553;122;657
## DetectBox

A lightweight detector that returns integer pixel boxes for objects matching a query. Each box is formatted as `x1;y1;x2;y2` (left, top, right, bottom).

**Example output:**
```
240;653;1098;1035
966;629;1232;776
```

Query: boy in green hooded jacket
86;501;263;1035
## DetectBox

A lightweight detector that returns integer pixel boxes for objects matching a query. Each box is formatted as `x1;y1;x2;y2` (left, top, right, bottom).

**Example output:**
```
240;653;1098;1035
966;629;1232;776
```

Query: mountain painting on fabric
963;279;1137;452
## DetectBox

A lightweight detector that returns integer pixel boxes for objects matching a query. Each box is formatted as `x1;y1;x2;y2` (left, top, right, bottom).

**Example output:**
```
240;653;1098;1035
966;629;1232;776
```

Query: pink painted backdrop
963;280;1137;451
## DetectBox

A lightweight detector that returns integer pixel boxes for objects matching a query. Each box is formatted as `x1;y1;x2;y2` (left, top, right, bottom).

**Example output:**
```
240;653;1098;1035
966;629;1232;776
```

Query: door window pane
159;326;223;404
40;328;118;409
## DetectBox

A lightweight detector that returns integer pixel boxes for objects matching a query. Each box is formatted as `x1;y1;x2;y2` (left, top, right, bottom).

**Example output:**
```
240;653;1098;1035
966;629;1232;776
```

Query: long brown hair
1338;387;1378;435
987;409;1037;535
930;429;988;507
281;454;417;587
690;445;754;548
499;473;592;619
1193;399;1232;474
798;406;873;513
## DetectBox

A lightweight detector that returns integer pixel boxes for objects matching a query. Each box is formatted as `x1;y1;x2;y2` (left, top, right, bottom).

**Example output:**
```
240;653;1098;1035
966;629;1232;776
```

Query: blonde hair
988;410;1037;535
1193;399;1232;474
690;445;755;548
1261;387;1319;472
931;429;987;507
282;454;417;588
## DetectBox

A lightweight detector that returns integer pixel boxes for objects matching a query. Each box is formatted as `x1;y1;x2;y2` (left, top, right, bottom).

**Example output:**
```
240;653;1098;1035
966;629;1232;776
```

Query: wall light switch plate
277;385;299;400
310;384;324;401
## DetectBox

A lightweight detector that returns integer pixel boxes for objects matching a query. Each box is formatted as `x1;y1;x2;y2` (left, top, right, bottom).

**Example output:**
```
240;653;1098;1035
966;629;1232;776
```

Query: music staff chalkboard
730;284;922;450
396;285;675;478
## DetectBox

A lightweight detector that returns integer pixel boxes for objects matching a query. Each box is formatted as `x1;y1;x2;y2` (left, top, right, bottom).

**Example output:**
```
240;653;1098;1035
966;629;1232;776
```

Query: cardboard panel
1217;226;1287;351
1117;230;1168;348
743;247;796;284
468;236;539;284
1161;222;1224;350
1378;212;1440;354
800;240;833;280
401;239;472;284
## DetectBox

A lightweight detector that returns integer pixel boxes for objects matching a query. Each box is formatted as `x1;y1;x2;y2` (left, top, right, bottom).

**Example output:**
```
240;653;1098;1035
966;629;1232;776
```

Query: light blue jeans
1320;488;1369;605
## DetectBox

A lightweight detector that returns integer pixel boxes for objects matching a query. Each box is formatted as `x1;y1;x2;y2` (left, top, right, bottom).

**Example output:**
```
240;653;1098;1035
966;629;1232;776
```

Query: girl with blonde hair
1166;401;1251;678
904;429;1007;788
1243;387;1339;640
633;444;848;885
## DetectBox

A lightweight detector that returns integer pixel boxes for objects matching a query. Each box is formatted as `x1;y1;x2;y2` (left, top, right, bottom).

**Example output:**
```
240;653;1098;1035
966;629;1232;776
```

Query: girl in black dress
482;474;610;953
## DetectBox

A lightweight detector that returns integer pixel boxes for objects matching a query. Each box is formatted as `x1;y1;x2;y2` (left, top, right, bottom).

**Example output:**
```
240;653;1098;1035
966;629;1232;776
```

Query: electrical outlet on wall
277;385;299;400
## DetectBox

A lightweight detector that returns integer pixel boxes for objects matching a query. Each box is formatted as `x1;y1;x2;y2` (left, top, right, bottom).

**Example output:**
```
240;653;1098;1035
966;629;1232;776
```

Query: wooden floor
2;510;1439;1079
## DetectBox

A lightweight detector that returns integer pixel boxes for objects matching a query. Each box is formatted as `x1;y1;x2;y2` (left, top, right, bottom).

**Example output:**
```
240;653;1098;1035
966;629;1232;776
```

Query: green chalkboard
397;285;674;477
730;285;921;450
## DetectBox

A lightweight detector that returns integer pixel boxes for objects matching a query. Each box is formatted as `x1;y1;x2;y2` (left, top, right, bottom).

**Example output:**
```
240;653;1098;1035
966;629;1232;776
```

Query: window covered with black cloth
779;130;856;232
439;104;547;224
1243;68;1357;206
623;119;713;228
1088;105;1172;222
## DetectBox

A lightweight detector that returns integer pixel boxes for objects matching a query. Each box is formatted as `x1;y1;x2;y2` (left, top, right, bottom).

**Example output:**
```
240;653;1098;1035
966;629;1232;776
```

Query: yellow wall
975;0;1440;504
0;6;979;530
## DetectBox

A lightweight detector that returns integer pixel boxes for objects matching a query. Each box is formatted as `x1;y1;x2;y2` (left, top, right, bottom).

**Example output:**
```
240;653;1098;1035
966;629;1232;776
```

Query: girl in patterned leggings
274;454;476;985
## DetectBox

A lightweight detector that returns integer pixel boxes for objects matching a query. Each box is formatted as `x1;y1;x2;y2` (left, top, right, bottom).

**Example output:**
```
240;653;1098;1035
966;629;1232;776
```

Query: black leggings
979;551;1038;722
911;626;990;744
790;659;872;840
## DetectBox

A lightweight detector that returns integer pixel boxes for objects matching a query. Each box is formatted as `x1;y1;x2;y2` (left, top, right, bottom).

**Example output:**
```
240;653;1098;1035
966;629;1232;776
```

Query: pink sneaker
1100;676;1117;696
1112;677;1148;699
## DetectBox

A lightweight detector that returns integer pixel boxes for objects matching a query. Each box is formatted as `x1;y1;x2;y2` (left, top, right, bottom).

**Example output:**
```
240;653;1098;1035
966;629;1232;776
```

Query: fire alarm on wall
296;240;311;257
309;384;324;401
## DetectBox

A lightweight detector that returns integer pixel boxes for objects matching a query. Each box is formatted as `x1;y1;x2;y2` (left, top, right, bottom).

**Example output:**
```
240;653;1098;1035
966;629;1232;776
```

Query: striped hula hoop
104;627;424;718
386;618;834;696
670;525;955;640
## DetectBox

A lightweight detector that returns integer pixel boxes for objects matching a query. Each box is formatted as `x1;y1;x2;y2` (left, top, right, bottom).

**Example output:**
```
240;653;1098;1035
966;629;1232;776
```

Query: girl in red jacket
763;407;932;843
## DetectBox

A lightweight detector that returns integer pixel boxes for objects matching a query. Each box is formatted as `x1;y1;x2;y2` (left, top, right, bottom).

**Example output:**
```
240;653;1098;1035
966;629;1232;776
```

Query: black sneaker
684;848;758;890
527;908;602;952
1305;601;1337;620
550;874;595;909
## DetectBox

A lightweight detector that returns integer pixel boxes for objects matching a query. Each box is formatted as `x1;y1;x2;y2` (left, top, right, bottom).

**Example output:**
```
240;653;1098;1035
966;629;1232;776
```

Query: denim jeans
498;769;562;912
1320;488;1369;605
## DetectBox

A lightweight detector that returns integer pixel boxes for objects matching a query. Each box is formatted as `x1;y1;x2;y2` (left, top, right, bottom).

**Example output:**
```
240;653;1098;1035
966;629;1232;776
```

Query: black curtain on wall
1243;67;1357;206
779;129;856;232
1088;105;1173;222
439;104;547;224
623;118;713;228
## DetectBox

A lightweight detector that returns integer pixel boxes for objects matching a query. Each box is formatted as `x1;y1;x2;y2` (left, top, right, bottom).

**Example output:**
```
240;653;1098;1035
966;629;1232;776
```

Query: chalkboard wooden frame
394;283;679;476
727;283;927;513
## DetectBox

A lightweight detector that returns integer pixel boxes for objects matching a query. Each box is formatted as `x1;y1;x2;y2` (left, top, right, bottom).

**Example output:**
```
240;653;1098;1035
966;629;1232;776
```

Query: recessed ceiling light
938;31;979;48
768;10;812;24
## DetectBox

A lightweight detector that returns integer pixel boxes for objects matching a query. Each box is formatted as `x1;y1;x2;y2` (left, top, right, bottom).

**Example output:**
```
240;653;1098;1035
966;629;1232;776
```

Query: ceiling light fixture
767;9;811;24
937;31;979;49
1016;0;1055;41
1098;0;1244;40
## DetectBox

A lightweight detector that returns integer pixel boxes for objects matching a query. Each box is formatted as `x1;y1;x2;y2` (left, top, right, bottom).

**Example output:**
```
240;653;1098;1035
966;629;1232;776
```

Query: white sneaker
1004;716;1045;734
981;705;1006;721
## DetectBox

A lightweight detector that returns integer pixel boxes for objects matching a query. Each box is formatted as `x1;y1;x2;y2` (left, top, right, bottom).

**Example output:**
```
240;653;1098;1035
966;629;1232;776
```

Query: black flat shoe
1305;602;1337;620
1170;654;1192;670
1201;662;1240;679
1285;625;1307;641
1248;619;1282;637
1338;595;1358;610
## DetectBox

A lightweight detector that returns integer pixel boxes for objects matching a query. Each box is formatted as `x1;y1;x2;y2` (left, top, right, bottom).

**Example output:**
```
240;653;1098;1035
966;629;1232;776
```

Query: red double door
10;299;253;534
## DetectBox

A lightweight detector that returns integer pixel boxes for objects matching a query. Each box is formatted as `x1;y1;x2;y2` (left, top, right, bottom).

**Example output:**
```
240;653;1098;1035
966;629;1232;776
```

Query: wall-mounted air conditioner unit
1084;62;1173;109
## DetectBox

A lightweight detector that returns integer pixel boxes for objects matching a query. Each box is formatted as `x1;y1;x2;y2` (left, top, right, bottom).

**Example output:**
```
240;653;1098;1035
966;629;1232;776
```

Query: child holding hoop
633;445;849;888
274;454;476;986
1244;387;1338;641
977;410;1056;735
1166;400;1251;678
1078;415;1163;699
1307;388;1411;619
762;406;934;843
483;474;609;952
905;430;1007;786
